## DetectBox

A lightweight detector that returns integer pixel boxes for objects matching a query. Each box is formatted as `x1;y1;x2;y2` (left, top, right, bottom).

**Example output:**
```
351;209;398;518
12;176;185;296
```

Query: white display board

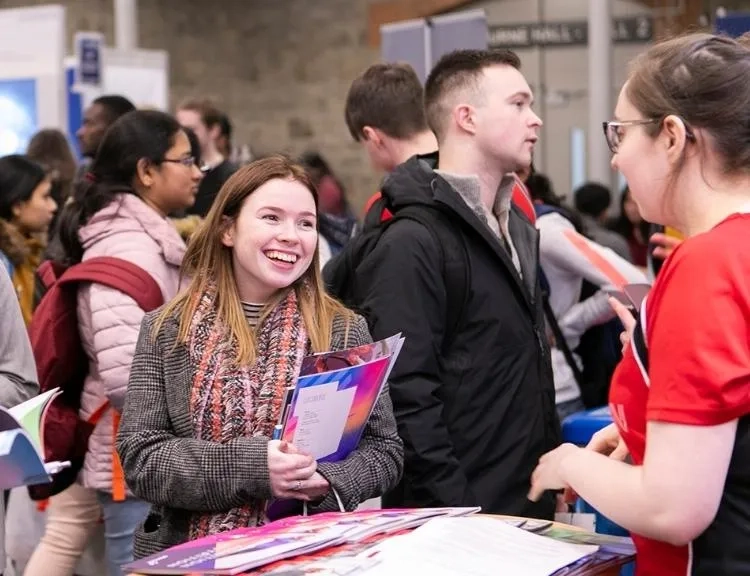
66;47;169;112
0;4;66;154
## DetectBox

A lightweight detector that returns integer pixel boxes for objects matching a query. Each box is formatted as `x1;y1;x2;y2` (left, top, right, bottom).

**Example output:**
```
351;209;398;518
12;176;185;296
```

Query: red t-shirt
609;213;750;576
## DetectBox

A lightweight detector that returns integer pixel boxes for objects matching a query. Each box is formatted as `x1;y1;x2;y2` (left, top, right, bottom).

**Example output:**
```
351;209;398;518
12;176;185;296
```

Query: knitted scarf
186;284;308;540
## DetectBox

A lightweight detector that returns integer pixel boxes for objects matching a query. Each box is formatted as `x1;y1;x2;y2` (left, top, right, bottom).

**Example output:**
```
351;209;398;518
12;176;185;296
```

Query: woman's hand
608;296;636;354
528;443;580;502
562;422;629;503
588;422;629;461
268;440;317;499
296;472;331;502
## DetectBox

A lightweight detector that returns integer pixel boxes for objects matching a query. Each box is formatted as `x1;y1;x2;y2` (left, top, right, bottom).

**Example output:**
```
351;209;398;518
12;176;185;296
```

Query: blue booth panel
562;406;612;446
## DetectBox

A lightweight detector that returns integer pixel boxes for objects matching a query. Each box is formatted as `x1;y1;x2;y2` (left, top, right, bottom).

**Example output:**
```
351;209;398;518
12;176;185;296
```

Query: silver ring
295;480;302;491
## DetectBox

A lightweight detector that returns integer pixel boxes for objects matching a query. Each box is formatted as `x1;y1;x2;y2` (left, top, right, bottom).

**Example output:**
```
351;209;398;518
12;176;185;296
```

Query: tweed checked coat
116;309;403;559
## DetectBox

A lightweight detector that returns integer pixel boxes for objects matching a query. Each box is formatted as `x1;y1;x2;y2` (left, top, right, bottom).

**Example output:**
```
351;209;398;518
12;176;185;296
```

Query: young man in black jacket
348;49;560;519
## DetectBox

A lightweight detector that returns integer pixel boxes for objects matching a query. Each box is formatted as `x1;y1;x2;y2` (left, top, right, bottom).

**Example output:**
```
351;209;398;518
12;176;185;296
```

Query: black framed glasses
602;119;660;154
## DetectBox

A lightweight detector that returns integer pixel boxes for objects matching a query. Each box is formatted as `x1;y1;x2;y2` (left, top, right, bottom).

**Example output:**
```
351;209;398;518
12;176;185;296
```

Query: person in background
176;98;238;216
117;155;403;557
170;126;206;242
609;186;651;267
26;129;78;237
0;155;57;324
530;32;750;575
650;228;682;261
76;95;136;170
299;151;358;267
526;173;647;419
25;110;201;576
647;224;685;278
344;62;438;227
0;268;39;576
574;182;632;262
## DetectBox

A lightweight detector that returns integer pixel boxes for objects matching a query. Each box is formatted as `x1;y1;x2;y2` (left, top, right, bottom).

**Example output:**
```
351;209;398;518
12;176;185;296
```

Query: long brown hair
155;154;353;364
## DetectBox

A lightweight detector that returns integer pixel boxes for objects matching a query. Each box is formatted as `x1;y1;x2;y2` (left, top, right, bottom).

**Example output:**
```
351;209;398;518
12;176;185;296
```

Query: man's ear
362;126;383;148
208;123;222;142
455;104;477;135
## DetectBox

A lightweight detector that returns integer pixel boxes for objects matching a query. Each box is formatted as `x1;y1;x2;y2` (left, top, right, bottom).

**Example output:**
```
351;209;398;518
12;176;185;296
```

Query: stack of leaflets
124;507;479;575
250;516;634;576
0;388;70;491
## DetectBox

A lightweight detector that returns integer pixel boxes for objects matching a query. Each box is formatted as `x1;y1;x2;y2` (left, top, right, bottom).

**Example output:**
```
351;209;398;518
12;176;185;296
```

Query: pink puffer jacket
76;193;186;493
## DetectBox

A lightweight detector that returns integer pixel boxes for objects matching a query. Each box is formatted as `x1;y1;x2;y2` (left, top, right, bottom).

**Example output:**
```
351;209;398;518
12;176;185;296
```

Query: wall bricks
0;0;383;211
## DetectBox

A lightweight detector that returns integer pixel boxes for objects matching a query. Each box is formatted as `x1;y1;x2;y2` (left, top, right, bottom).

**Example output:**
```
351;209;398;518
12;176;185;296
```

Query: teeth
266;251;297;263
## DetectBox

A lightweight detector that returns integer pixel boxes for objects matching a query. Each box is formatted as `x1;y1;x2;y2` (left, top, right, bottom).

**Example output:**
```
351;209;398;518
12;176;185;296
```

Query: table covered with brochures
125;507;636;576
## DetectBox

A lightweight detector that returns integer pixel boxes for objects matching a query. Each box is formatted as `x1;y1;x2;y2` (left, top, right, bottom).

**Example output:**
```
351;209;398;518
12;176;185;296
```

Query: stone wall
0;0;382;211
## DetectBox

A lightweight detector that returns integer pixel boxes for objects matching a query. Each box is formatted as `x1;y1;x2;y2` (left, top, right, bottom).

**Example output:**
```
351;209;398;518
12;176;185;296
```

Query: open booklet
278;333;404;462
267;334;403;520
0;388;71;491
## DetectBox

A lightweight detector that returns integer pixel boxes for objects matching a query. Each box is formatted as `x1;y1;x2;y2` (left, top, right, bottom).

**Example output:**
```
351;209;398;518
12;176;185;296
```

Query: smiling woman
116;154;403;559
223;176;319;304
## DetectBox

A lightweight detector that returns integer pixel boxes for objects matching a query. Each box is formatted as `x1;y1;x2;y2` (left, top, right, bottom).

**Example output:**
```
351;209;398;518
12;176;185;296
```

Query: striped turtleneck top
241;301;264;327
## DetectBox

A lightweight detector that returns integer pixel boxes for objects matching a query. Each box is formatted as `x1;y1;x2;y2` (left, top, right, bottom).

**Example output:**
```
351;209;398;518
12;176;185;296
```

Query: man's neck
393;131;438;166
202;149;225;170
437;142;508;212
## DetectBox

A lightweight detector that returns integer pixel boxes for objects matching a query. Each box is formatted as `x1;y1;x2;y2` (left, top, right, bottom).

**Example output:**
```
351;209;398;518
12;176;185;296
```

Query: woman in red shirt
529;32;750;576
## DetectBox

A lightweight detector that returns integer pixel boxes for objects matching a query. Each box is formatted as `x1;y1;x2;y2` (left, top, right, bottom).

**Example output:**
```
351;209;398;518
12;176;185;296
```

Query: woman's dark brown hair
626;32;750;175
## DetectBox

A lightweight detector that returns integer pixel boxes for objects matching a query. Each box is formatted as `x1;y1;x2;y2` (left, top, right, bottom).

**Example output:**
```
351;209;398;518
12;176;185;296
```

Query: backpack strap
541;289;586;390
59;256;164;312
363;192;389;229
57;256;164;502
391;206;469;350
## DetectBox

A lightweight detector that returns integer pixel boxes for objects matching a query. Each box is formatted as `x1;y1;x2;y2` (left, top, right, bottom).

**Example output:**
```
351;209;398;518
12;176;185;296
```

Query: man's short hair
574;182;612;217
92;95;136;124
177;97;224;129
424;49;521;142
344;62;428;142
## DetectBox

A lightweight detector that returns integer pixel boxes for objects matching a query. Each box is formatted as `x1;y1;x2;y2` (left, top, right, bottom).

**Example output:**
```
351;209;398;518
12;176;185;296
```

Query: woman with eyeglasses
26;110;202;576
529;32;750;575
